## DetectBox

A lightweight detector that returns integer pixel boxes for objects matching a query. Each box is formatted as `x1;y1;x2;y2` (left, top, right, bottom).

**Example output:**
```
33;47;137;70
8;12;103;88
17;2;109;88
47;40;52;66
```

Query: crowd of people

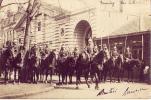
0;40;149;86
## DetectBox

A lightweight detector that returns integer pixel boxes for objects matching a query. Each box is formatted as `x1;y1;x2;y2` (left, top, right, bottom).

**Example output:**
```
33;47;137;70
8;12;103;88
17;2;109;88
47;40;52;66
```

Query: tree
0;0;3;6
0;0;28;10
23;0;41;52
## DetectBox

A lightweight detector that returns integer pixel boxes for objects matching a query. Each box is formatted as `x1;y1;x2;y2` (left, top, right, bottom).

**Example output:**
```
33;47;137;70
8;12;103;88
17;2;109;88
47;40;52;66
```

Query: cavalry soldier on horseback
13;45;25;84
111;45;119;62
92;45;98;59
73;47;79;60
3;41;14;84
124;46;132;63
102;44;110;63
58;45;68;63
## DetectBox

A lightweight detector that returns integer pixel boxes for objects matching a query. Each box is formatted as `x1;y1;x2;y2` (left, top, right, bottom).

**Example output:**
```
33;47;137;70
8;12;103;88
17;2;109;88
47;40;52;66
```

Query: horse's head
130;59;141;68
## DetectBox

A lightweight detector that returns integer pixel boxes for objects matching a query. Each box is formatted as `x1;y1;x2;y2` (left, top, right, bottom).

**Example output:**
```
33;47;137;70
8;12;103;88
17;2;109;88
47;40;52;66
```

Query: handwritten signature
97;87;147;96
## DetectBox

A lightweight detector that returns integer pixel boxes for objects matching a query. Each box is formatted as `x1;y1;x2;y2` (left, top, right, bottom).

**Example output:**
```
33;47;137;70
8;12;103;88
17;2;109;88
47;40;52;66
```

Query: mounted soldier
111;45;119;65
102;44;110;63
2;41;14;84
111;46;119;67
73;47;79;62
124;46;132;63
58;45;68;63
13;46;25;83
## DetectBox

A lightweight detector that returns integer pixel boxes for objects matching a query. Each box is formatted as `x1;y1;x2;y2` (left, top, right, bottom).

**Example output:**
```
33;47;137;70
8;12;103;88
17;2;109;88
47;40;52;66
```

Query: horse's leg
94;72;99;90
69;73;71;84
14;68;16;84
4;67;8;84
18;68;21;84
58;73;61;84
76;70;80;89
45;68;48;83
127;70;130;82
35;68;39;83
131;70;134;83
85;71;90;88
66;74;68;84
117;69;120;83
62;73;65;84
102;70;106;82
50;68;52;83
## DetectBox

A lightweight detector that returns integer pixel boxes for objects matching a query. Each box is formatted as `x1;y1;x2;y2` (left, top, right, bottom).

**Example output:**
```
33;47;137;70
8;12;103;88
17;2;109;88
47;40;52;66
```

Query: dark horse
44;51;56;83
114;54;124;82
90;50;104;89
66;55;76;84
123;58;141;82
1;46;14;84
75;51;90;89
13;49;24;84
30;50;40;83
56;54;68;84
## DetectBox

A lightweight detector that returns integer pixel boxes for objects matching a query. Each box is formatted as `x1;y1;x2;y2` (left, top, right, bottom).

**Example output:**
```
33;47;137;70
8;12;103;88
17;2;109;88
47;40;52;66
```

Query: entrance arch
74;20;92;51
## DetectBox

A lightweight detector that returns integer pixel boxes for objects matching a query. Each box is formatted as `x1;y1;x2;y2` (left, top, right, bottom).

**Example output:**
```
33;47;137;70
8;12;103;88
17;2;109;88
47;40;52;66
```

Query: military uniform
124;47;132;62
102;44;110;63
58;46;67;63
111;46;119;61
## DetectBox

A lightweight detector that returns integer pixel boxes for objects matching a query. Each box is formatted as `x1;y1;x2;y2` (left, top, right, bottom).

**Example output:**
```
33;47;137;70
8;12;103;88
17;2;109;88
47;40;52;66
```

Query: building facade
0;0;151;52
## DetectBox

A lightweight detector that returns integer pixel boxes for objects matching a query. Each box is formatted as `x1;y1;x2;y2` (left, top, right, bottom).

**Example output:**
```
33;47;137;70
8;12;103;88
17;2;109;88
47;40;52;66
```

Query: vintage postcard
0;0;150;99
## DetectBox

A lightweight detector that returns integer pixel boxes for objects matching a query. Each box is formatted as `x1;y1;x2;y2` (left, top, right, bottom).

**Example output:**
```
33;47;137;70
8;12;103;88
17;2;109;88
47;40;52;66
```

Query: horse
56;55;68;84
66;55;76;84
1;46;14;84
114;54;124;82
90;50;104;89
123;58;141;82
30;50;40;84
13;50;24;84
39;52;47;83
102;57;115;83
75;51;91;89
44;51;56;83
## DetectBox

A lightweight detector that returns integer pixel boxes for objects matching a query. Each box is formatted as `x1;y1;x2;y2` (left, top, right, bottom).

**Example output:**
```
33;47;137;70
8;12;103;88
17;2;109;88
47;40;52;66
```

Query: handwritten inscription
122;87;147;96
97;87;147;96
97;88;117;96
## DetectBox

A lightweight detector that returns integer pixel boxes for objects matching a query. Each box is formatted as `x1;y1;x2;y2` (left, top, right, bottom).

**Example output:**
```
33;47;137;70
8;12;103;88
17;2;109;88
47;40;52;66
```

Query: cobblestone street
0;75;150;99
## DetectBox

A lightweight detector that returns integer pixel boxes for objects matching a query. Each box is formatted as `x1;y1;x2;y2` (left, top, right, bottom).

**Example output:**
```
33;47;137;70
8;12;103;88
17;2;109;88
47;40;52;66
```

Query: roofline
95;31;150;40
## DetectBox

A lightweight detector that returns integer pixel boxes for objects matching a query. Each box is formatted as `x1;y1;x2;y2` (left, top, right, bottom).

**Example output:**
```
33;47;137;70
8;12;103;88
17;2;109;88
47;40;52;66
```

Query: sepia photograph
0;0;151;99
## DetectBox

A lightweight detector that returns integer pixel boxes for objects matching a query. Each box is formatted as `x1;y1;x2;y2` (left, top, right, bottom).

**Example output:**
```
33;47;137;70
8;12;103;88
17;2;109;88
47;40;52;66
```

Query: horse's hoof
76;86;79;89
45;81;47;84
13;81;16;85
88;85;90;88
95;87;99;90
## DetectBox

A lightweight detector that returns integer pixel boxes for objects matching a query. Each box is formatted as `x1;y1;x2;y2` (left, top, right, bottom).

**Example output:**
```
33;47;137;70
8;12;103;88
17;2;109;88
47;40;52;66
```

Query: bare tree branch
0;1;28;10
0;0;3;6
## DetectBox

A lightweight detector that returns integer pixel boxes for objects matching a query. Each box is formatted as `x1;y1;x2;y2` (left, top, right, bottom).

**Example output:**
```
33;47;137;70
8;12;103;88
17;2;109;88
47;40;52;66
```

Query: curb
0;86;53;99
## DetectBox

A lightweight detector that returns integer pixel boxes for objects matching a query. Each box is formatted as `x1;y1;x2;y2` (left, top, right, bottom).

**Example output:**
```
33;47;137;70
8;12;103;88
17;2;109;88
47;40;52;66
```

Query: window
37;22;41;31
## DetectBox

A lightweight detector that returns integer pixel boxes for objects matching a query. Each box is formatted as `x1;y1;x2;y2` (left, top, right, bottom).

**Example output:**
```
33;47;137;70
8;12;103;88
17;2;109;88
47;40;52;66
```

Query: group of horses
0;45;144;89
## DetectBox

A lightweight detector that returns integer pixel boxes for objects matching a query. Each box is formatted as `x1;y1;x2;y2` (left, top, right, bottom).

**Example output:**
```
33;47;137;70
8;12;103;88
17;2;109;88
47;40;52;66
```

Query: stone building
0;5;26;48
0;0;151;52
